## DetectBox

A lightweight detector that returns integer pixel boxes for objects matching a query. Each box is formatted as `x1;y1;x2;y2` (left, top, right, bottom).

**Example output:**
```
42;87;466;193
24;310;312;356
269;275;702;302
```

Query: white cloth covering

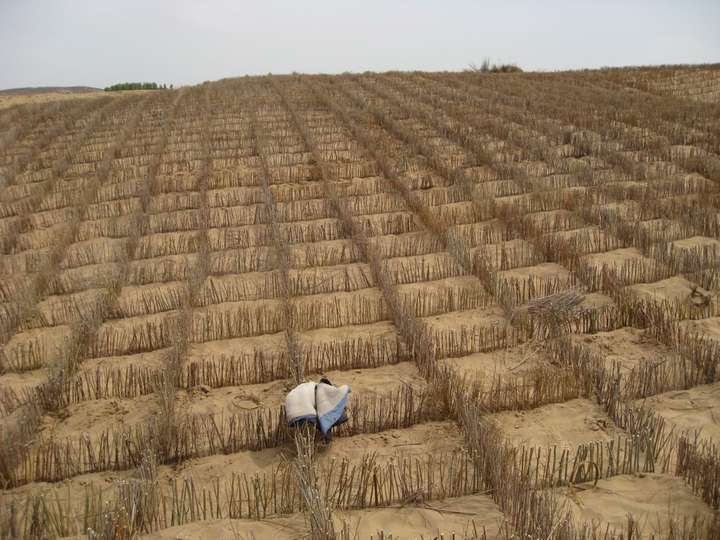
285;381;350;438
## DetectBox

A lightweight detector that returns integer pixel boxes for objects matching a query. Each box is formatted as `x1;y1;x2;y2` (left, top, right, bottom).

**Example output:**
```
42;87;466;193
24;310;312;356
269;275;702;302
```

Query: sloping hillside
0;86;101;95
1;67;719;538
575;63;720;103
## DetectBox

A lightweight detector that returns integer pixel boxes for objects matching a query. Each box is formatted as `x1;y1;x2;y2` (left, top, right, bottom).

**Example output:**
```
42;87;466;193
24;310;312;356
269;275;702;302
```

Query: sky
1;0;718;89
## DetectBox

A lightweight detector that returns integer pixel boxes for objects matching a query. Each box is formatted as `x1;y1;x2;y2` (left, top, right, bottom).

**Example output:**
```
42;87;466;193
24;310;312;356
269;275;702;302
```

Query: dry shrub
292;427;336;539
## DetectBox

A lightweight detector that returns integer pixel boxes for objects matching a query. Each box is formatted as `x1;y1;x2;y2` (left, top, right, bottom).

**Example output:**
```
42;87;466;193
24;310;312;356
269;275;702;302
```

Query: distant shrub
491;64;523;73
468;58;523;73
104;82;171;92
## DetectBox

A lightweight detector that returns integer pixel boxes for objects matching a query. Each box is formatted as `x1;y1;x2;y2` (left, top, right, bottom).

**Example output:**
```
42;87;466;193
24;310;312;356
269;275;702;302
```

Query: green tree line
104;82;173;92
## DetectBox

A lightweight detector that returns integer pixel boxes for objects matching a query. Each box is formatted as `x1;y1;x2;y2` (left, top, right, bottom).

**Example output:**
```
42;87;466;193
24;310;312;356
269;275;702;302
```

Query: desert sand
2;65;720;538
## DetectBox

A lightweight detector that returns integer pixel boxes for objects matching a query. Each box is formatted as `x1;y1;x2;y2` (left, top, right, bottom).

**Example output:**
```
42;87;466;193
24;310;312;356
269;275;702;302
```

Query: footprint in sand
232;394;261;410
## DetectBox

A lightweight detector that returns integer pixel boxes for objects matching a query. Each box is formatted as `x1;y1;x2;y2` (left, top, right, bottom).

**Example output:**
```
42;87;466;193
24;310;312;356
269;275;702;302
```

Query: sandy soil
499;262;573;286
383;251;463;284
473;178;523;198
493;193;536;214
551;226;621;255
2;325;74;371
317;421;462;463
179;379;292;416
291;288;388;330
59;237;128;269
199;271;281;303
38;393;159;440
396;276;491;317
25;361;424;458
187;332;288;363
570;327;675;373
0;368;48;399
148;191;203;213
279;216;345;244
290;262;374;295
179;362;425;418
0;248;51;274
32;288;106;327
526;208;582;231
2;422;469;537
322;362;425;394
439;342;555;383
488;398;624;449
580;247;656;273
0;468;138;535
638;218;688;243
144;484;520;540
424;305;509;357
127;253;198;285
297;321;404;371
628;275;698;305
597;200;641;221
370;231;441;258
635;381;720;442
172;445;288;481
91;310;180;357
335;493;504;539
15;224;69;252
563;473;714;534
578;292;615;311
333;176;388;197
679;317;720;342
143;516;307;539
288;238;358;267
114;281;188;317
137;231;202;258
0;91;112;110
52;261;123;293
434;201;479;225
474;239;538;269
672;235;720;252
80;349;169;372
5;69;720;538
1;423;465;530
450;219;507;248
191;299;285;341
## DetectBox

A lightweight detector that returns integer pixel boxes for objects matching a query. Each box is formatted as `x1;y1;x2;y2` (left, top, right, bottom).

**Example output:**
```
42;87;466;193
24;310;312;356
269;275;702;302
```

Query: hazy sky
1;0;718;89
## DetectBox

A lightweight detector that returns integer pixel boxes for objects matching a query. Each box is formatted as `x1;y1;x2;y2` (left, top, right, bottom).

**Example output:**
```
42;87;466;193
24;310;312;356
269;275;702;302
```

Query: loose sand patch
335;493;504;539
635;381;720;442
178;362;425;418
672;235;720;252
628;275;698;306
144;516;306;540
679;317;720;342
488;398;624;449
0;90;134;110
38;393;159;440
581;247;653;272
500;262;573;284
317;421;462;464
563;473;714;534
439;342;555;383
570;327;675;373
